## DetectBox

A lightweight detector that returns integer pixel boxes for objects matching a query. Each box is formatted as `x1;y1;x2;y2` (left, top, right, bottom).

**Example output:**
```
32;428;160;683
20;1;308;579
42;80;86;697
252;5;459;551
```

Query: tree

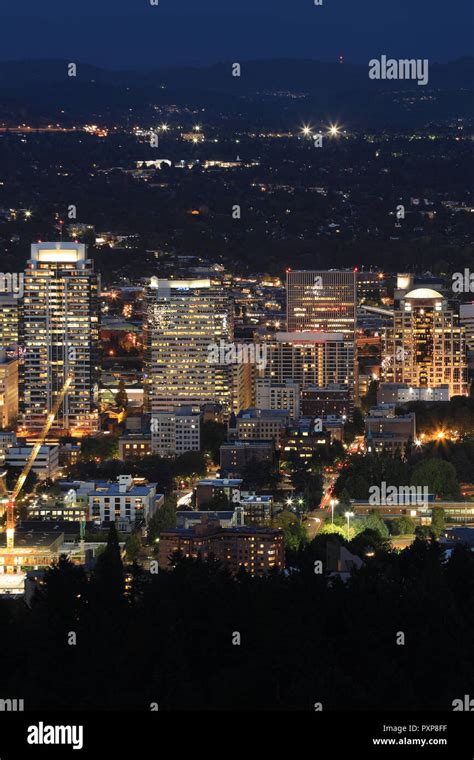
92;522;125;604
115;379;128;410
358;510;390;538
173;451;207;479
6;467;38;494
199;492;230;511
80;435;119;462
389;515;417;536
411;459;460;500
124;533;142;562
361;380;378;413
273;510;307;552
430;508;446;538
320;523;347;538
148;497;177;541
201;420;227;464
241;460;279;491
350;528;391;556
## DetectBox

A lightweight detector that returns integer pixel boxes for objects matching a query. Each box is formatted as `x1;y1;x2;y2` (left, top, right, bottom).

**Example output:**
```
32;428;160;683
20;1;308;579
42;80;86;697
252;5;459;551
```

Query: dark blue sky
1;0;472;69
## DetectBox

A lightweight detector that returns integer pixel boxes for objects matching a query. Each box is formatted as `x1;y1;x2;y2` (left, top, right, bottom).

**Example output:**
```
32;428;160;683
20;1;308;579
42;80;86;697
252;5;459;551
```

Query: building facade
158;520;284;575
151;407;201;456
286;269;357;405
255;379;300;419
88;475;160;525
230;408;290;448
0;294;19;349
382;288;468;398
0;352;18;427
5;444;60;480
220;439;276;477
144;278;234;414
20;243;100;435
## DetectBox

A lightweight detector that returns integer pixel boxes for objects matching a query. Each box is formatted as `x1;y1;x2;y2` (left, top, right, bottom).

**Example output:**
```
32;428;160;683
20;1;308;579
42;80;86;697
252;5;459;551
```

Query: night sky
0;0;472;69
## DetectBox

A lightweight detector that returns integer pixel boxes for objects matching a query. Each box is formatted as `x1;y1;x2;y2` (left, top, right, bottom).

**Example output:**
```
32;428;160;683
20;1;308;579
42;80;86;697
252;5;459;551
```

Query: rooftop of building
161;524;283;538
236;408;290;421
0;530;64;549
198;478;243;487
89;482;158;497
239;495;273;504
19;520;95;534
220;439;274;448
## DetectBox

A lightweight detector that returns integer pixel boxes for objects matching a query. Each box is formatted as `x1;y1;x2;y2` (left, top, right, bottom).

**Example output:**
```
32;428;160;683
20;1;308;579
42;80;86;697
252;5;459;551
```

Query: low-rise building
377;382;449;405
351;499;474;525
282;418;331;460
158;519;284;575
5;445;60;480
300;384;351;419
220;439;276;477
176;508;245;530
239;495;273;525
255;380;300;419
119;433;152;460
88;475;161;526
230;408;290;448
365;405;416;457
196;478;243;508
151;407;201;456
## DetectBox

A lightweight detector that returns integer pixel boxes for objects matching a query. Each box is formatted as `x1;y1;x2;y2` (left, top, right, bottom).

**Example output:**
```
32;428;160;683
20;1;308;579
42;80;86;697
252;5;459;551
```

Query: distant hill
1;57;473;92
0;58;472;127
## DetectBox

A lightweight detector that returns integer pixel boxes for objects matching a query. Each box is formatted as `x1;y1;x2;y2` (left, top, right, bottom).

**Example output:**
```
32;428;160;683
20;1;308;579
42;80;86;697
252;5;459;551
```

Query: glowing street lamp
301;124;313;138
330;498;339;524
345;511;354;538
327;123;341;137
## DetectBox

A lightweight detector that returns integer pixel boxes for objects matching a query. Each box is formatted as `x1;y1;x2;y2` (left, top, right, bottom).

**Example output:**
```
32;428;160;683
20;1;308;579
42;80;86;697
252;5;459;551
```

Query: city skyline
0;1;472;741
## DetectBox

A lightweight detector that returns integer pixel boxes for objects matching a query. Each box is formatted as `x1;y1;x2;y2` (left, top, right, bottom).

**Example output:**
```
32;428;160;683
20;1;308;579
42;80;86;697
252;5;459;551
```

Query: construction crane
0;373;73;565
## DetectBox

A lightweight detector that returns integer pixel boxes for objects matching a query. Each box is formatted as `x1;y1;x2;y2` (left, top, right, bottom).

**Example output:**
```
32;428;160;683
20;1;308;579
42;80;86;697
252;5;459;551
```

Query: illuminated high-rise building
382;288;468;398
259;331;352;401
286;269;357;404
19;242;100;435
144;278;234;414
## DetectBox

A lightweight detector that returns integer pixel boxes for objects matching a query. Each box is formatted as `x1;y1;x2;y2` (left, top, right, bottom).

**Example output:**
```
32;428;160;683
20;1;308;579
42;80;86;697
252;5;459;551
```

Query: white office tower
20;243;100;435
144;279;234;414
286;269;357;405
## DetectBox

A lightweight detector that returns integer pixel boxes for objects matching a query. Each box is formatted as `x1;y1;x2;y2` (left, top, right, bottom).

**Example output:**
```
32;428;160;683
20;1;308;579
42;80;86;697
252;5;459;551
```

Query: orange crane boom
5;373;73;551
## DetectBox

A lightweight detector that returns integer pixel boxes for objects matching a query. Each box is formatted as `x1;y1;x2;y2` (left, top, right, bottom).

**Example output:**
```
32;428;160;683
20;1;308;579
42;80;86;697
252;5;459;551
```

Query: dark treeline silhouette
1;527;473;711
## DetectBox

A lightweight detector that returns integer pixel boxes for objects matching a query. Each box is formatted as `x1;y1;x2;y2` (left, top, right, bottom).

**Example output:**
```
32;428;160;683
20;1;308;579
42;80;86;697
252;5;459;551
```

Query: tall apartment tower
20;242;100;434
144;278;235;414
286;269;357;405
382;287;468;398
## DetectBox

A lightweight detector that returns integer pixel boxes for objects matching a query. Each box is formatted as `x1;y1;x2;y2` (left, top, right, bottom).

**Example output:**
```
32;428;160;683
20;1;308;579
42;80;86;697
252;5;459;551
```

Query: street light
286;497;293;507
345;511;354;539
330;498;339;524
327;123;342;137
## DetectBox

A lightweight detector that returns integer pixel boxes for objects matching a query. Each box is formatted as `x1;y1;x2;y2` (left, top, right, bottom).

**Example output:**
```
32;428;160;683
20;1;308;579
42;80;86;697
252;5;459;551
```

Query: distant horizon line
0;55;473;71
